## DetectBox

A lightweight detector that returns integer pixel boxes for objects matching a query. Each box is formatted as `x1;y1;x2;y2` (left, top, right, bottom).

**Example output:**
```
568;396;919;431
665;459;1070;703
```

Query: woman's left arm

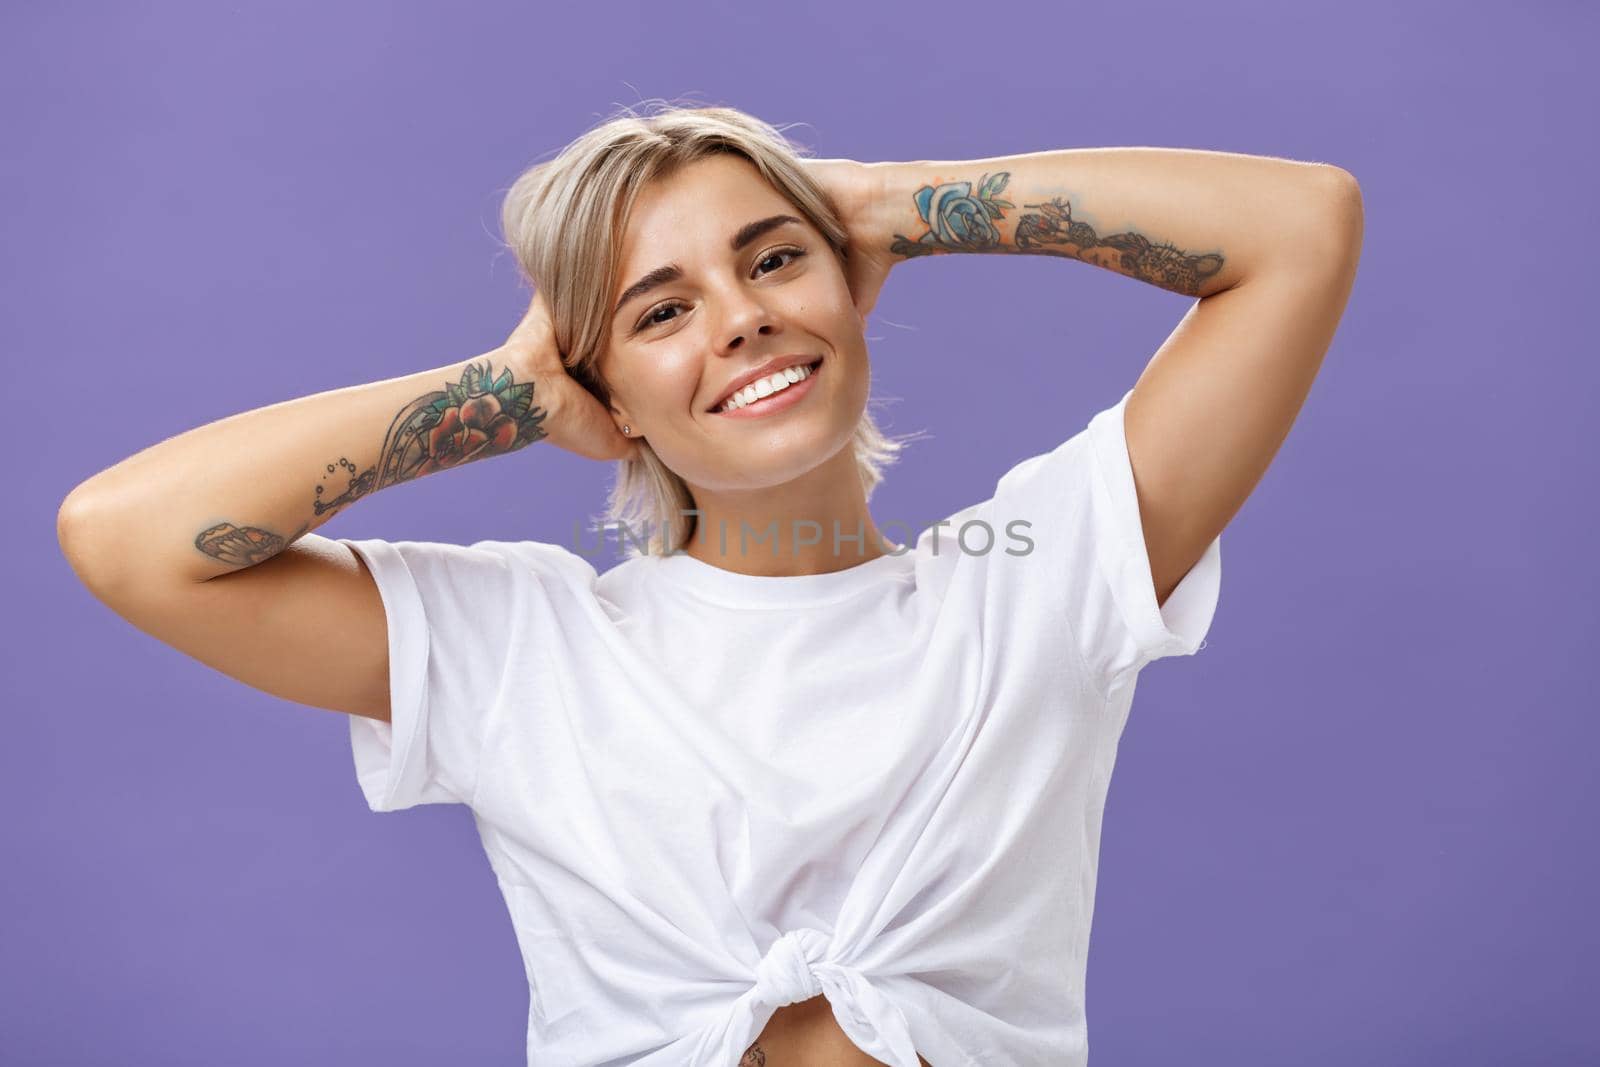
840;147;1364;606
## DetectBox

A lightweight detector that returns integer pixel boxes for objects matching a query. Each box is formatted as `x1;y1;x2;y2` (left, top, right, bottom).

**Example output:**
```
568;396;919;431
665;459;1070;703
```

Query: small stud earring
622;425;631;435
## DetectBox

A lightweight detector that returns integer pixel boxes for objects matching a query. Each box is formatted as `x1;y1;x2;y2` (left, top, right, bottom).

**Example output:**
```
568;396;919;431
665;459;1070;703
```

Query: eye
632;245;808;333
755;245;807;275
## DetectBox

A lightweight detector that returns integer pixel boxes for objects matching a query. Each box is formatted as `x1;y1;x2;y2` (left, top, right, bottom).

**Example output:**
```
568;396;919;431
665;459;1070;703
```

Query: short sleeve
340;538;557;812
988;387;1222;697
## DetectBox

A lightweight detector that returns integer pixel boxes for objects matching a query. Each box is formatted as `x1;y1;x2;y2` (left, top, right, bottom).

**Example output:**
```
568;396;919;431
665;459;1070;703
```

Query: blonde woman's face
598;153;870;493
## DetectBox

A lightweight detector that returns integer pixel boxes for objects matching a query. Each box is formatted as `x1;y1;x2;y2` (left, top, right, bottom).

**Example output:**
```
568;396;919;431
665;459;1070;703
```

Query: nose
714;284;778;354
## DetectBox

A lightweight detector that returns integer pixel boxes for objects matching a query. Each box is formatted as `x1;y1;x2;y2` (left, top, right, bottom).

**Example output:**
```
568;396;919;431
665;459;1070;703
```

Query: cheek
607;346;692;405
635;351;702;416
811;273;864;327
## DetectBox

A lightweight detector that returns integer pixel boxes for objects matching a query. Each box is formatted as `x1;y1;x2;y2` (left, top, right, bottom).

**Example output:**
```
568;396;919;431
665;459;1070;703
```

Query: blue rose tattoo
890;172;1014;257
884;168;1224;295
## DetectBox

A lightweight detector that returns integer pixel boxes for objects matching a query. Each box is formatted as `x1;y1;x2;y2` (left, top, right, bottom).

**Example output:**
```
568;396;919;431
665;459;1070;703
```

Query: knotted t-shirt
343;387;1222;1065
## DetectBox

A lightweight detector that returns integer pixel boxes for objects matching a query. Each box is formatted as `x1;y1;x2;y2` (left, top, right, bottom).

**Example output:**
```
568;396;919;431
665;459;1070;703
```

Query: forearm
869;147;1356;297
58;349;548;585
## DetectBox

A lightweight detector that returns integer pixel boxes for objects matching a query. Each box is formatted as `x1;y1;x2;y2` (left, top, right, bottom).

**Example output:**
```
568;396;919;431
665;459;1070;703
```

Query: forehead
614;154;795;270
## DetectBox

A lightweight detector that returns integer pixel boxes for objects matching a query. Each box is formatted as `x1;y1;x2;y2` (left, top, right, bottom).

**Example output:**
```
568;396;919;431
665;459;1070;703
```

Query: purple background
6;1;1594;1062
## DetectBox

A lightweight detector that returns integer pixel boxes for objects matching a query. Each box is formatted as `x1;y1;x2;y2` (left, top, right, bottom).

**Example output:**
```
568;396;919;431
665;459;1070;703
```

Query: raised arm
55;288;630;720
57;288;628;586
856;146;1356;293
59;352;553;586
838;147;1363;605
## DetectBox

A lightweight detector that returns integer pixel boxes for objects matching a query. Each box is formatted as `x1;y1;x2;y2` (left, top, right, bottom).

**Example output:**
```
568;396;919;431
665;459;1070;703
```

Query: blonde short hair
498;100;910;557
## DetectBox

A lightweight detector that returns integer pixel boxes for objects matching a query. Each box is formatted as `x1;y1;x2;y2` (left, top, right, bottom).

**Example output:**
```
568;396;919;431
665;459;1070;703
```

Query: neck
677;447;897;577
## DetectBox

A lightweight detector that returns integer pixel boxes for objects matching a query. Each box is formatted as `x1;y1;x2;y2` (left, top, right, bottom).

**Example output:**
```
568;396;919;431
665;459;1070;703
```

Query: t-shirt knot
752;927;830;1008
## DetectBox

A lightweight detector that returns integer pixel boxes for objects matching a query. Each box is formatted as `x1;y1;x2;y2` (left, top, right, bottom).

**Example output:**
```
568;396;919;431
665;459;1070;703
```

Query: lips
706;354;822;412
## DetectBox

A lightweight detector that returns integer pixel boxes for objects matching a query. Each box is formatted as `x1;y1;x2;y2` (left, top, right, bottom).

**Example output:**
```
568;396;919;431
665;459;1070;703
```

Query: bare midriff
739;994;933;1066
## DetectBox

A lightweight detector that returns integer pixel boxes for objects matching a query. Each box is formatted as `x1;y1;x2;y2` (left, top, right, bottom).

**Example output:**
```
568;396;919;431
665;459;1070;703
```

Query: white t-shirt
343;387;1221;1066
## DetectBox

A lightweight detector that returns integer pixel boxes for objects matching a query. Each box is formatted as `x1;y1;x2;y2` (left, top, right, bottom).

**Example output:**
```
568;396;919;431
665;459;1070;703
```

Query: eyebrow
612;214;805;319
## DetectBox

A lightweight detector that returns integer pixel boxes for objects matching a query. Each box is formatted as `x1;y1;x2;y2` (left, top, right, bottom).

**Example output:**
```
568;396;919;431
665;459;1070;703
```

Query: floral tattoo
888;170;1224;296
193;359;547;569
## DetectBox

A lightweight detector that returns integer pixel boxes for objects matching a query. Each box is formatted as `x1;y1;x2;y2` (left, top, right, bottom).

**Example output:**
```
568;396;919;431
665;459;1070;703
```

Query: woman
57;103;1363;1065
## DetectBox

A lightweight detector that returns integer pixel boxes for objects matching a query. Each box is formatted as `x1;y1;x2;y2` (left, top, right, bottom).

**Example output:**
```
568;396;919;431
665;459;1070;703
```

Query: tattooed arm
858;146;1355;294
856;147;1363;606
56;352;551;586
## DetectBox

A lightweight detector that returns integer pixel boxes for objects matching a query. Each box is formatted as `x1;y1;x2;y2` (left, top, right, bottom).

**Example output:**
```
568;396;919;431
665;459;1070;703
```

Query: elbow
57;488;92;562
58;498;97;598
1315;165;1365;243
1284;166;1364;279
57;486;117;589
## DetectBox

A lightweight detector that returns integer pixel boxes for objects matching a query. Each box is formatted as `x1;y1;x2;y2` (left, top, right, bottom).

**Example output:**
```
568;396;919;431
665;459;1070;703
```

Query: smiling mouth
711;358;824;415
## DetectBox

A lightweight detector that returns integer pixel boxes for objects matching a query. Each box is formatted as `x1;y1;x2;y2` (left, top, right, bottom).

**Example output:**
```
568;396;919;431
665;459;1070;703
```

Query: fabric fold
726;928;920;1067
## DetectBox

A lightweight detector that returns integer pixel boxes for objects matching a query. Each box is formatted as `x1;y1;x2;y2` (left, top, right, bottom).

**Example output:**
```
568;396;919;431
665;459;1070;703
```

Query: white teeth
718;362;813;412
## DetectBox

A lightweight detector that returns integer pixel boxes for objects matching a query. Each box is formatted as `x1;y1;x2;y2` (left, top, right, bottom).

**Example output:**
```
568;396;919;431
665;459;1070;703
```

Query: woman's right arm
58;283;630;588
58;349;551;586
55;291;632;720
54;349;553;722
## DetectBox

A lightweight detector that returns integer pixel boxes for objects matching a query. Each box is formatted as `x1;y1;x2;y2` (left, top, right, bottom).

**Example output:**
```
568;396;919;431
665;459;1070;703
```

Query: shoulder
470;538;601;585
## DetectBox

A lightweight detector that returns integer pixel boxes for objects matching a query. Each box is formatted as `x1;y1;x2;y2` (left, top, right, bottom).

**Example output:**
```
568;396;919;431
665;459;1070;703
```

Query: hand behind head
502;288;640;463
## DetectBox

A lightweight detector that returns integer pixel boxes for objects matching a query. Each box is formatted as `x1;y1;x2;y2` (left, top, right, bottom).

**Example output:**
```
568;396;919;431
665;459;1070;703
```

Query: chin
678;417;858;494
